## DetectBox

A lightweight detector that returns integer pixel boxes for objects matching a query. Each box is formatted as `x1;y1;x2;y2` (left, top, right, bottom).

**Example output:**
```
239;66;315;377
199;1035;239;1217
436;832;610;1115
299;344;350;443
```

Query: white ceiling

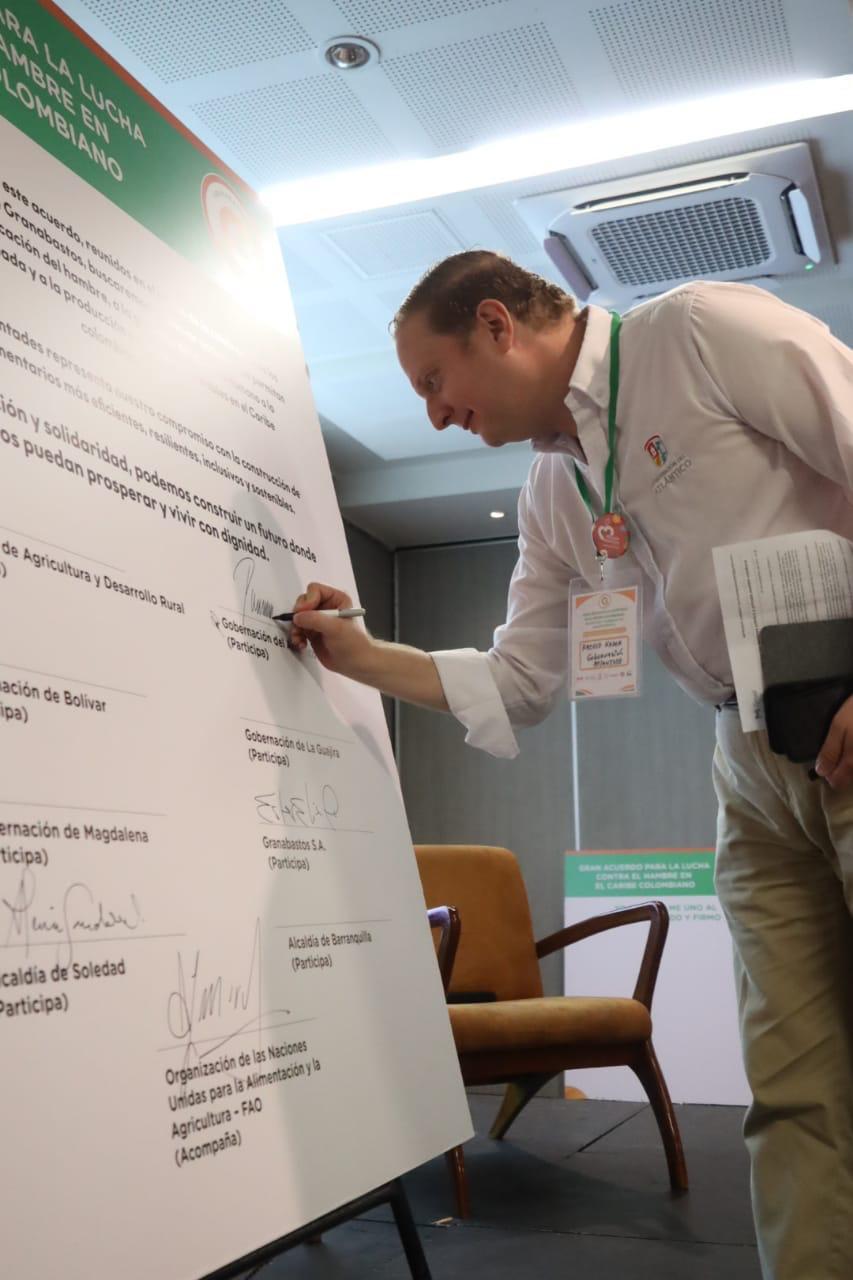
63;0;853;547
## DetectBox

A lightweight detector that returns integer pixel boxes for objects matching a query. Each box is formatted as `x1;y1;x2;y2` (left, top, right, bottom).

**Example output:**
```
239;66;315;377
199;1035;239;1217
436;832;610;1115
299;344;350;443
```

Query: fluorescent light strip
261;75;853;227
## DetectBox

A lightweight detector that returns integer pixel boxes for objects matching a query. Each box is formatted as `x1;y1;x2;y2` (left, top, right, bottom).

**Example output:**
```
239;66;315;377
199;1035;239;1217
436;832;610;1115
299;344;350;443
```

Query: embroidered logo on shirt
653;453;693;496
644;435;668;468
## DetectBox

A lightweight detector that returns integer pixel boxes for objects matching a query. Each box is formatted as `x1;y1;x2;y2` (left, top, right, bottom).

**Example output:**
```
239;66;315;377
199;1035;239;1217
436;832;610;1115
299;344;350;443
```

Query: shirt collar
531;304;613;456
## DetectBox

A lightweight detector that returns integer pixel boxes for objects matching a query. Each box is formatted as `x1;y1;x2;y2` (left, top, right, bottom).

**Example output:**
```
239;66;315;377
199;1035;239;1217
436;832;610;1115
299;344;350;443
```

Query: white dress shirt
430;281;853;758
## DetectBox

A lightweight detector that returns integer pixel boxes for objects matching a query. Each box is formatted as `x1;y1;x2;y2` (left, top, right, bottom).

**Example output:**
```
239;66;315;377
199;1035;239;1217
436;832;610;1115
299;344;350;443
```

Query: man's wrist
348;635;390;687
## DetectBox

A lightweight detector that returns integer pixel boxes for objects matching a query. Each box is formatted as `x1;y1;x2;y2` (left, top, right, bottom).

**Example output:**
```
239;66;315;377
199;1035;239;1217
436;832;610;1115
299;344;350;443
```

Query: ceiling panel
295;298;389;362
193;72;398;183
82;0;314;82
336;0;514;30
590;0;794;102
279;244;333;294
324;211;465;278
475;190;542;256
381;23;584;151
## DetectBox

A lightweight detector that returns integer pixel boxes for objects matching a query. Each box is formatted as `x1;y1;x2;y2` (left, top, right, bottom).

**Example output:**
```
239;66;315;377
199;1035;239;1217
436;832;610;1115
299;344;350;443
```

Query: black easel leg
204;1179;432;1280
389;1178;432;1280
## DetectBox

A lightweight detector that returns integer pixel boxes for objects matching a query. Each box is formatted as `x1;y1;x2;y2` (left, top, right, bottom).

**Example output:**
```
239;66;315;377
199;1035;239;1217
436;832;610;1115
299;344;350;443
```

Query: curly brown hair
391;250;577;338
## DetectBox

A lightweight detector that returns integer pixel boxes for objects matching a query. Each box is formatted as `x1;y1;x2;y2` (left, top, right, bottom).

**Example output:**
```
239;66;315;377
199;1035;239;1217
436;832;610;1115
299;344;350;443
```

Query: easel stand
206;1178;432;1279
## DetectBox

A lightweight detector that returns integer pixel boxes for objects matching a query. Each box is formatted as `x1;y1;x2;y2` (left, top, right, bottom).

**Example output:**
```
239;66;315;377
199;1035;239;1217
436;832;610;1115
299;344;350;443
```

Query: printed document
712;530;853;732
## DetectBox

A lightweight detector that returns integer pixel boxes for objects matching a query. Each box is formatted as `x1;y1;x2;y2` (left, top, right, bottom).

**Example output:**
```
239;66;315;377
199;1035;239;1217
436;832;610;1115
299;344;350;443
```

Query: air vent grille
590;197;771;286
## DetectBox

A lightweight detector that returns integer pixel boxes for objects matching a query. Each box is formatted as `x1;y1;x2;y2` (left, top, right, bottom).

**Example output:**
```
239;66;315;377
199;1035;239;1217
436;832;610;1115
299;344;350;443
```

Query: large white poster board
0;5;471;1276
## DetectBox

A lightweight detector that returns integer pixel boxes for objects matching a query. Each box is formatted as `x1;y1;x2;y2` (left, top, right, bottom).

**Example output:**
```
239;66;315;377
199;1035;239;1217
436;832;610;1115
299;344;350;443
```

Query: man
289;251;853;1280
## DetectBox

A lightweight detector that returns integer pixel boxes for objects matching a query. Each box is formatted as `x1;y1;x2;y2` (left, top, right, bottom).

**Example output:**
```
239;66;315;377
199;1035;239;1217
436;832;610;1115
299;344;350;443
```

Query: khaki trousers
714;708;853;1280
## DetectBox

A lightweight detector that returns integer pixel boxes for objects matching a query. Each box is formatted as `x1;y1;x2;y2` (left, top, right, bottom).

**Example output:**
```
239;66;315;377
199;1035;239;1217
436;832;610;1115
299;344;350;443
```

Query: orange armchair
417;844;688;1218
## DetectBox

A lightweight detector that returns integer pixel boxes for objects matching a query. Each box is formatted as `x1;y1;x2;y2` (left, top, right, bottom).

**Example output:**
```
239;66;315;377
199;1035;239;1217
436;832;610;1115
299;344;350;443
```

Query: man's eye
424;374;438;393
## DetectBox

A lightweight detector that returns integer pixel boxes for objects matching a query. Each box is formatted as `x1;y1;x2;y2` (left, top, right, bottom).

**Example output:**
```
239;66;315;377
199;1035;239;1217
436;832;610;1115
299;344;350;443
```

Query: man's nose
427;398;452;431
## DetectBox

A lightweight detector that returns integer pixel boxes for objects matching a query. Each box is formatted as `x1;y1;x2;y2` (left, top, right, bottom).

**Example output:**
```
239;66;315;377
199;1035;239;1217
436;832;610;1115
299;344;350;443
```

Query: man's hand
289;582;374;677
287;581;449;711
815;695;853;788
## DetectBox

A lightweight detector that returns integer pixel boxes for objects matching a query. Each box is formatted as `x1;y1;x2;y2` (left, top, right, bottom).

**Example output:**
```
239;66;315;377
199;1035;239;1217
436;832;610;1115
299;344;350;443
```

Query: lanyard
573;311;621;521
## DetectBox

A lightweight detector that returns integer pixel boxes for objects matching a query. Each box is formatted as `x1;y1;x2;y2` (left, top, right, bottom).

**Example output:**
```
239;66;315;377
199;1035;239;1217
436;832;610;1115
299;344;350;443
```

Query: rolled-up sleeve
430;462;580;758
430;647;520;758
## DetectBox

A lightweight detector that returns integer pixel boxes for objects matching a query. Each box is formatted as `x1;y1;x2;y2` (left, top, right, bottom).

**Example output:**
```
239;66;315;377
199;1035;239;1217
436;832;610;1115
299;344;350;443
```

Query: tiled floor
252;1094;761;1278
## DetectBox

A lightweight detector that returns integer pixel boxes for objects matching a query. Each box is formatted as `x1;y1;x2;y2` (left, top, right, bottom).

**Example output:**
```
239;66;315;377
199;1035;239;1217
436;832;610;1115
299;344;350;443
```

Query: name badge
569;580;642;700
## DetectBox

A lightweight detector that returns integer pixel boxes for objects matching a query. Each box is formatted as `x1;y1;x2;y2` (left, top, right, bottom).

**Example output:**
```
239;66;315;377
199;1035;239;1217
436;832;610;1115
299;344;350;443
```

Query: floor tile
371;1097;755;1248
376;1223;762;1280
252;1100;760;1278
256;1221;401;1278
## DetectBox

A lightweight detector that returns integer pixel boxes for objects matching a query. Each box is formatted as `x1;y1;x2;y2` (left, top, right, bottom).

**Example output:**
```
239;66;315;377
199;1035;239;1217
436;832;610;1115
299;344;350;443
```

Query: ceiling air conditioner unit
514;144;832;310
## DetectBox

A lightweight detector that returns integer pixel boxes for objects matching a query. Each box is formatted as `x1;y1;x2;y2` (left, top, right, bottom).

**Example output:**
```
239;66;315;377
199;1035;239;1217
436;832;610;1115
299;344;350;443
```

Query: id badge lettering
569;579;642;700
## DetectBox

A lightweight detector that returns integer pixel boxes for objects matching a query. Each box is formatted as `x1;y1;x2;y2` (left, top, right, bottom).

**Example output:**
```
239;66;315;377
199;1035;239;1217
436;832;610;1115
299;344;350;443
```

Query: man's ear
476;299;513;351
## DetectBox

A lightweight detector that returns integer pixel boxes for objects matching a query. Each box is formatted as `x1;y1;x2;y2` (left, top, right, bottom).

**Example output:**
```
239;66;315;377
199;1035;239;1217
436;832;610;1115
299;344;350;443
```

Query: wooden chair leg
631;1041;689;1191
444;1144;471;1218
489;1073;555;1140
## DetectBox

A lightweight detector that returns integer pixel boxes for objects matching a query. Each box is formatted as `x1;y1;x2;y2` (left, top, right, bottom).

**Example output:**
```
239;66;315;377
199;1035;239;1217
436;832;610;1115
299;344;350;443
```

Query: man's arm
289;582;449;711
289;469;580;758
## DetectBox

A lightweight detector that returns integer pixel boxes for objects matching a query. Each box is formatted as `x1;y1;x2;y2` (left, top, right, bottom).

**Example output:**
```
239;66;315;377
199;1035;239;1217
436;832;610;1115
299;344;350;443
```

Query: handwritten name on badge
570;584;641;700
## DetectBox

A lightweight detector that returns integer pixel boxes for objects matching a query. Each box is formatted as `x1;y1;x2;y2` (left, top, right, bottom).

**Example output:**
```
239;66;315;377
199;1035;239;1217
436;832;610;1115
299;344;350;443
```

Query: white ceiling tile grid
279;245;332;295
475;191;542;256
381;22;584;151
295;298;389;363
335;0;515;32
590;0;794;103
323;211;465;278
192;73;399;182
82;0;314;82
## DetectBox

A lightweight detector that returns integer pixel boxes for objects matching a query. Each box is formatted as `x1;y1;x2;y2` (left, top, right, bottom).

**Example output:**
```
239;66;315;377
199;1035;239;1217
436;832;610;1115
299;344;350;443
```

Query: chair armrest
428;905;461;994
535;900;669;1011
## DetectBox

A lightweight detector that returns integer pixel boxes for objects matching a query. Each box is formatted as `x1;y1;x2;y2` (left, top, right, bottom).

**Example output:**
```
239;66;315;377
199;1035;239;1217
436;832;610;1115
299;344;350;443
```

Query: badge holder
569;572;643;701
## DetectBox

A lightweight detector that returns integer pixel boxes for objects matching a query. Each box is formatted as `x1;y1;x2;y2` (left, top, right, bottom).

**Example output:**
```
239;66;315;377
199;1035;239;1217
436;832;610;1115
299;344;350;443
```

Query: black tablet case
759;619;853;763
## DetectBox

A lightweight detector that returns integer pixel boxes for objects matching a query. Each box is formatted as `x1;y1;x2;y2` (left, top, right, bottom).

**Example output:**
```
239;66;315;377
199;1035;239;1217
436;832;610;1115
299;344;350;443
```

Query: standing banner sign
564;849;749;1104
0;4;471;1277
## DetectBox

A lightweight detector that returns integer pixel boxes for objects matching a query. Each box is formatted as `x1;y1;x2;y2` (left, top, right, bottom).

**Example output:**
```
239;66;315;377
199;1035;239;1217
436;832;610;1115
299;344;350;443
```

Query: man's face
394;303;541;448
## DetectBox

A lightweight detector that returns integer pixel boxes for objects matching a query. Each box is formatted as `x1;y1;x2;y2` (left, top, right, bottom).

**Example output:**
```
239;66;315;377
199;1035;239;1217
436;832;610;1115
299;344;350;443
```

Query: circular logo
592;512;630;558
201;174;264;274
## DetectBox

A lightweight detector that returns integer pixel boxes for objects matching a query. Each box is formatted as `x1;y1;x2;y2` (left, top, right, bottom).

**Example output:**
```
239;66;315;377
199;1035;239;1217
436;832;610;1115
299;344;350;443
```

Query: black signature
255;781;340;829
233;555;276;623
1;869;142;962
166;919;289;1074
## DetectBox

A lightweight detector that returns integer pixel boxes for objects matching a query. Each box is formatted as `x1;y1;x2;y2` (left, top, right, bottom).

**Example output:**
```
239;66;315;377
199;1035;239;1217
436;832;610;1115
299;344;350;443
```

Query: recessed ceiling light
262;74;853;226
490;511;505;519
323;36;380;71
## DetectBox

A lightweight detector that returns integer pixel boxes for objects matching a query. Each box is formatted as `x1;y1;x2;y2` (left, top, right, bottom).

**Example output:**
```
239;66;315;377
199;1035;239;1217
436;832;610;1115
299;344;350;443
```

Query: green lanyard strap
573;311;621;519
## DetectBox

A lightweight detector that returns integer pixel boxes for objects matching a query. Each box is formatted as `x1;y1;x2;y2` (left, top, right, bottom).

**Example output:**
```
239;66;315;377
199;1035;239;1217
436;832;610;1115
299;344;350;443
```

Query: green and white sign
566;849;717;899
564;849;749;1104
